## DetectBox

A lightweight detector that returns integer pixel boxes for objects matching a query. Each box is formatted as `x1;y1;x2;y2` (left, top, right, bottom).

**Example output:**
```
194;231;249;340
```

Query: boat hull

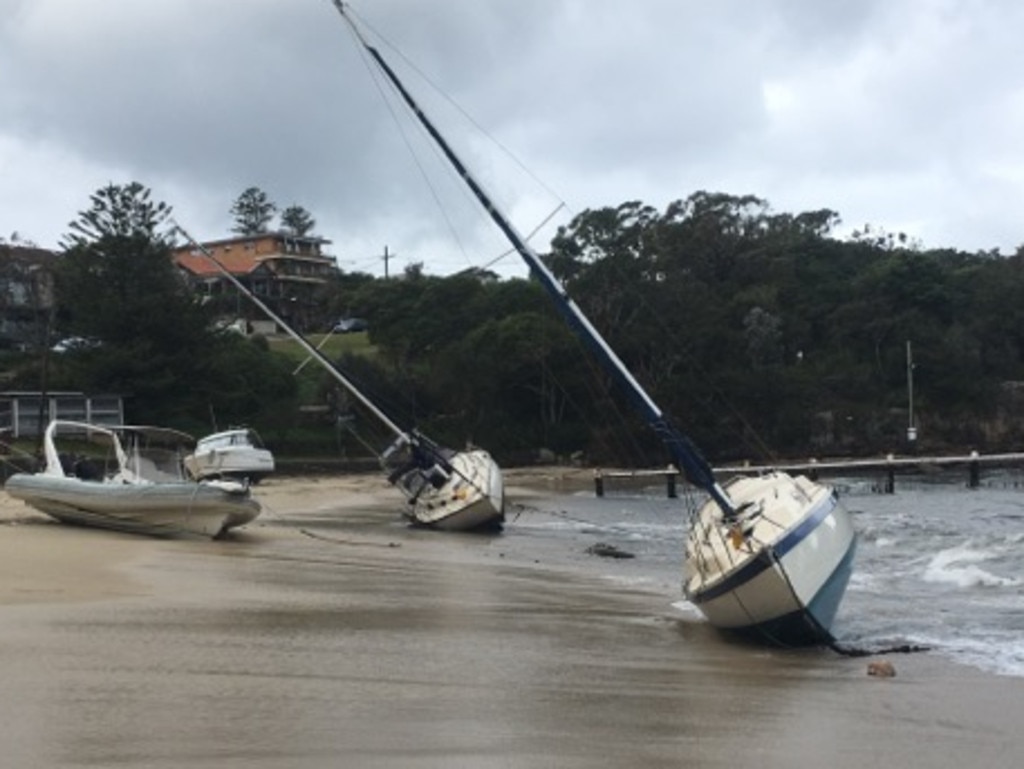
183;430;275;485
408;450;505;532
5;473;261;539
683;472;856;646
184;448;275;484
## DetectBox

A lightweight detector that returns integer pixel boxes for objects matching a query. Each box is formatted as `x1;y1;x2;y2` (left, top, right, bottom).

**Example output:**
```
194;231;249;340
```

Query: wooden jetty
594;451;1024;497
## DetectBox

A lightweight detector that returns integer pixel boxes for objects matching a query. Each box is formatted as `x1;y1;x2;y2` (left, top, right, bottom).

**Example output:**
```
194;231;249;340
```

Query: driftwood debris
585;542;635;559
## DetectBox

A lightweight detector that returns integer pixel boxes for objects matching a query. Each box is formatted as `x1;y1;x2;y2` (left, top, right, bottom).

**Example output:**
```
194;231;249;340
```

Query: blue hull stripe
805;536;857;630
731;537;857;646
691;493;838;605
733;540;860;651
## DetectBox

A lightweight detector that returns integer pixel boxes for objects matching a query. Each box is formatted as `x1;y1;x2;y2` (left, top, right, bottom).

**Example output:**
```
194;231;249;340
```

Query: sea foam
923;544;1019;588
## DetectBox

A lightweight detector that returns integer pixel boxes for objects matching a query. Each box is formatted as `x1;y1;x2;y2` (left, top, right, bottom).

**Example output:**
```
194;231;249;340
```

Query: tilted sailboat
173;226;504;533
331;1;856;645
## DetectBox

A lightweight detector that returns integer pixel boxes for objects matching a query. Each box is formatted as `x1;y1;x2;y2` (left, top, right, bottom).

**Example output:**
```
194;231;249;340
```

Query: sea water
504;470;1024;678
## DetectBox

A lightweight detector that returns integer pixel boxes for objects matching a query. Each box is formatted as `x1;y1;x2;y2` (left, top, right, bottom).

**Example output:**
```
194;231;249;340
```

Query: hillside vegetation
9;185;1024;467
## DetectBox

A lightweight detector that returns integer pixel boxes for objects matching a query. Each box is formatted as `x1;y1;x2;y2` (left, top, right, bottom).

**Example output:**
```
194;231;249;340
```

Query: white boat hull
406;449;504;531
5;473;261;539
184;429;275;484
683;472;856;645
184;447;275;484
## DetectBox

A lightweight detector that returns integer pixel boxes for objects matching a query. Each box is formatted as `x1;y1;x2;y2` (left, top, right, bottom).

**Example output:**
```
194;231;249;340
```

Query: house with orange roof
172;231;339;333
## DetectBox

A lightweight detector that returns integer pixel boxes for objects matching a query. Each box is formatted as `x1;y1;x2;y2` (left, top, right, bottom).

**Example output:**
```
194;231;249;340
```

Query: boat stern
408;450;504;532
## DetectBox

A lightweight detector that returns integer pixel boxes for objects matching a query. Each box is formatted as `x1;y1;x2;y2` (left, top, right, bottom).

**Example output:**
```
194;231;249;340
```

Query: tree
52;183;215;421
280;204;316;236
57;182;184;341
62;181;173;249
1;231;38;246
47;182;299;428
743;306;783;368
230;187;277;235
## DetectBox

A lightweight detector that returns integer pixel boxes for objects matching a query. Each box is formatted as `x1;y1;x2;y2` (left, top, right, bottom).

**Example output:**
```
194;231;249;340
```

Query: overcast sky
2;0;1022;277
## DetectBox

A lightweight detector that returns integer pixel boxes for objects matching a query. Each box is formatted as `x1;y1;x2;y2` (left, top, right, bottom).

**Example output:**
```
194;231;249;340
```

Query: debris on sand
585;542;635;559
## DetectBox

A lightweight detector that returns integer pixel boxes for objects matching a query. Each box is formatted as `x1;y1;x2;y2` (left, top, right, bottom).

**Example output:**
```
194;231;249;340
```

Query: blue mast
333;2;735;516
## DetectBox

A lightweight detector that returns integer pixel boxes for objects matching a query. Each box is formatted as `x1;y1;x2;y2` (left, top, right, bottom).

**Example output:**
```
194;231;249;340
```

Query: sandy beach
2;469;1023;768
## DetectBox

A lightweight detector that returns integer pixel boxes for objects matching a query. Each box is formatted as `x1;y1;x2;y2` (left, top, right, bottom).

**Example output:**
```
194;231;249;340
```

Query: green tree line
324;191;1024;464
6;184;1024;465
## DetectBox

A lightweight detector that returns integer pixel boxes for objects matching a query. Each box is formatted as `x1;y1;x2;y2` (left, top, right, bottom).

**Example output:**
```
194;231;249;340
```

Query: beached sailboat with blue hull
332;1;856;645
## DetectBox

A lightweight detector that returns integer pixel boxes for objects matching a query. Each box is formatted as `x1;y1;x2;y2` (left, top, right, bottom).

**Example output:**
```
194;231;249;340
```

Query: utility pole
381;245;393;279
906;339;917;444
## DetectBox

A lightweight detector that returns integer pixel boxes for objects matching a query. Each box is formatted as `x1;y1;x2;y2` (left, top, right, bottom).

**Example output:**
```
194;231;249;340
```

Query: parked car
50;336;101;353
332;318;368;333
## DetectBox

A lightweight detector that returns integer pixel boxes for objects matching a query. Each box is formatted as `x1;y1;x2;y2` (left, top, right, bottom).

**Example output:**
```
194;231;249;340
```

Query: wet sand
1;470;1023;768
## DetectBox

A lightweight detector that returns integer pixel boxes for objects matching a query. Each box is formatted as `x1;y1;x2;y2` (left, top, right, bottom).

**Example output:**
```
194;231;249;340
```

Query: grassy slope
267;331;380;410
266;331;376;365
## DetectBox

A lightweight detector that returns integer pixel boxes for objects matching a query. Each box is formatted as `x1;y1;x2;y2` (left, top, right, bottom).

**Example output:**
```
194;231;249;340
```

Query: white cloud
2;0;1023;269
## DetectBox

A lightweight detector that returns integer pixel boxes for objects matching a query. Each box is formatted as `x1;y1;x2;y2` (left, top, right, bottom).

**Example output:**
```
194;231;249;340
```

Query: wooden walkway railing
593;451;1024;497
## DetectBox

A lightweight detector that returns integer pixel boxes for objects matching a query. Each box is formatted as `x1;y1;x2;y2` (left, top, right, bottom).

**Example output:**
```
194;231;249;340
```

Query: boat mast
331;2;733;514
172;221;412;445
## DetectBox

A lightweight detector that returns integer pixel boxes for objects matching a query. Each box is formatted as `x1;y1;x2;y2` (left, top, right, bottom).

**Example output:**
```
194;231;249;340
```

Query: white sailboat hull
5;473;261;539
406;449;504;531
683;472;856;645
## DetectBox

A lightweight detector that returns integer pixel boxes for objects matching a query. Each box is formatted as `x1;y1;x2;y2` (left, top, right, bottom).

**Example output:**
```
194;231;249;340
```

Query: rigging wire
477;202;567;273
337;6;696;475
344;5;567;205
339;18;474;269
339;4;570;276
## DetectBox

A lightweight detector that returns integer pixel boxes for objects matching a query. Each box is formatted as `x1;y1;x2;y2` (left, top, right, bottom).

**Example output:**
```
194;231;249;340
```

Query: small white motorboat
4;420;261;539
184;427;275;484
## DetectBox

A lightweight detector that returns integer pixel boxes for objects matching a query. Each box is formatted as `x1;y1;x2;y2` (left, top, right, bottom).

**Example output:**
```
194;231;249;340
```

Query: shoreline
2;471;1023;767
0;467;597;607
